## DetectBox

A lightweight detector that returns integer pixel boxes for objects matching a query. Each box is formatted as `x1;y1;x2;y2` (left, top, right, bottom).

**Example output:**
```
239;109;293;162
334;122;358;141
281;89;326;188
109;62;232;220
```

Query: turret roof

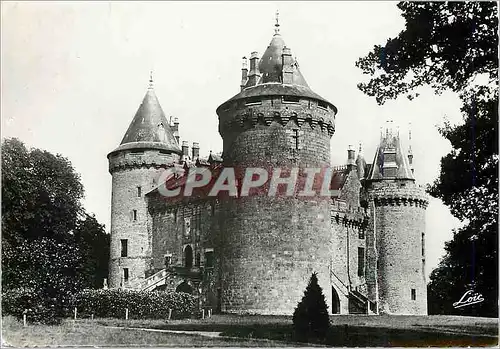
109;80;181;156
366;130;415;181
217;21;336;113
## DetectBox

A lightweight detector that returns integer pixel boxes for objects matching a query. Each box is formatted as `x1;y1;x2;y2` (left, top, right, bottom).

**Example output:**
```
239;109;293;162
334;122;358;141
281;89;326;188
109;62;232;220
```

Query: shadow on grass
221;324;498;347
94;315;498;347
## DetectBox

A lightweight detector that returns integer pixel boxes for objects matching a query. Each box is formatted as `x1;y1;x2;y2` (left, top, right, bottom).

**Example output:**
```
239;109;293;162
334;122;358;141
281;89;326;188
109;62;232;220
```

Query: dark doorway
332;287;340;314
184;245;193;268
216;288;222;313
176;281;193;294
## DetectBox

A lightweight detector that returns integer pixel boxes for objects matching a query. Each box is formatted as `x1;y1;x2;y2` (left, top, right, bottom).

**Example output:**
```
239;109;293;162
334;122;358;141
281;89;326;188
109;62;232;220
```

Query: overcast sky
2;1;463;277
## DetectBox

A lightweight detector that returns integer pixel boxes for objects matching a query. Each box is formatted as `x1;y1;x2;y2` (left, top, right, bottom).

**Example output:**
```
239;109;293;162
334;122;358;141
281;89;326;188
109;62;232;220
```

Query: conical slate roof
256;34;309;87
217;23;335;114
109;84;181;155
366;131;414;181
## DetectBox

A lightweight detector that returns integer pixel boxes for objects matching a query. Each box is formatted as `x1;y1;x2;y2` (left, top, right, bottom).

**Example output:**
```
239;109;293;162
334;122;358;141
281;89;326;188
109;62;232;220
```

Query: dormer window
283;95;300;103
245;96;262;105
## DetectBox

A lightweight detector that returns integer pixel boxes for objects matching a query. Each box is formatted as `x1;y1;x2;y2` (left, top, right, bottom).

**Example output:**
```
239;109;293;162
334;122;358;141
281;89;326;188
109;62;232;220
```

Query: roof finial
358;142;362;153
408;122;413;154
148;70;154;90
274;10;280;35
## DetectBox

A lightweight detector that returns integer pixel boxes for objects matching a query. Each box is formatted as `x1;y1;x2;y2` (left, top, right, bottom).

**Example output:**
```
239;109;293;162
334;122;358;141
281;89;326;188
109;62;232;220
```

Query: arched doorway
195;253;201;267
176;280;193;294
184;245;193;268
332;287;340;314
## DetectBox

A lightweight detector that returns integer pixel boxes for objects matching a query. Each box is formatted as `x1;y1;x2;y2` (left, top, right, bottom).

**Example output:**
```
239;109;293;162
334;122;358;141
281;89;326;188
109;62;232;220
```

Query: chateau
107;18;429;315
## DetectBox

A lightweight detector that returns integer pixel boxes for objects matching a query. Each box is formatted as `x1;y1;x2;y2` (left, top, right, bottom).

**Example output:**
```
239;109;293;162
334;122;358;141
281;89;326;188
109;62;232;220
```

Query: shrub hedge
2;288;198;322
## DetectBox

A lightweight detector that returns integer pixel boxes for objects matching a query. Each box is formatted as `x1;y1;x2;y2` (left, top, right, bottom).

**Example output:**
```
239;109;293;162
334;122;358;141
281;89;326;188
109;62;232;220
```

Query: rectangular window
123;268;129;281
421;233;425;256
411;288;416;300
357;247;365;277
137;186;142;197
205;251;214;268
133;209;137;221
121;239;128;257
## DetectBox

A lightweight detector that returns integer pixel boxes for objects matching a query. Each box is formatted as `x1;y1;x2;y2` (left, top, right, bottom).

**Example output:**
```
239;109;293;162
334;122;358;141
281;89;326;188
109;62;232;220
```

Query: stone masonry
107;18;429;316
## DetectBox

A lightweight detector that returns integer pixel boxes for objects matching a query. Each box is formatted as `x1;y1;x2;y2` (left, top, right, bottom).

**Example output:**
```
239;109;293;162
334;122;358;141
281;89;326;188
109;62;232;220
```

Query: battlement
370;185;428;208
218;95;335;138
108;148;179;173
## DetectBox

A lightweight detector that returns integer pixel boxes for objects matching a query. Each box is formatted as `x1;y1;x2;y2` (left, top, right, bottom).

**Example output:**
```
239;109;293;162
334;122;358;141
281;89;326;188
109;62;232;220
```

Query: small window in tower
137;186;142;197
291;129;300;150
121;239;128;257
357;247;365;277
123;268;129;282
421;233;425;257
411;288;416;301
318;100;329;110
133;209;137;221
283;95;300;103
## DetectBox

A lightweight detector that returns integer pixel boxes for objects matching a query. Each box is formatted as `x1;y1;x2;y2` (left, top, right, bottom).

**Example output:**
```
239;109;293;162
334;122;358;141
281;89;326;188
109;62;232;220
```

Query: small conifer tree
292;272;330;342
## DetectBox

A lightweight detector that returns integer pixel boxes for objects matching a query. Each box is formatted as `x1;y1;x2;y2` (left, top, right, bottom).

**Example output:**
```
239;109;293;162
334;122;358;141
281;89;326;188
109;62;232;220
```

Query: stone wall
369;180;428;315
216;95;336;314
108;149;179;288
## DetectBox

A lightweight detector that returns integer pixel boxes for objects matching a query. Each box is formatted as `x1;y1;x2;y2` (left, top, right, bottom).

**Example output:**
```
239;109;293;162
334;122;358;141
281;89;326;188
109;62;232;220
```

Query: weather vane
148;70;154;89
275;10;280;35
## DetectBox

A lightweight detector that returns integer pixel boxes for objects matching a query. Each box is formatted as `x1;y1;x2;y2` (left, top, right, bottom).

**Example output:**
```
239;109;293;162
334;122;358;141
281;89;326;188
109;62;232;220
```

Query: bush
1;287;72;325
2;288;197;322
292;273;330;342
70;289;197;320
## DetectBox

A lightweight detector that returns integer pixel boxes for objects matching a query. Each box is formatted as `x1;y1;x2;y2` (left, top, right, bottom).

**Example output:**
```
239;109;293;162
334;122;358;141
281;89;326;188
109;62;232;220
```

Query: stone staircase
330;265;376;314
130;266;204;292
129;268;169;291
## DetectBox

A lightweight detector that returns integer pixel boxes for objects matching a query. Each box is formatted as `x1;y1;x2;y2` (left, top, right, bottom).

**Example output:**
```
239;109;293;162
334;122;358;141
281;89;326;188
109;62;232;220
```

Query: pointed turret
366;121;414;181
217;14;335;115
109;75;181;155
356;143;366;180
107;75;182;289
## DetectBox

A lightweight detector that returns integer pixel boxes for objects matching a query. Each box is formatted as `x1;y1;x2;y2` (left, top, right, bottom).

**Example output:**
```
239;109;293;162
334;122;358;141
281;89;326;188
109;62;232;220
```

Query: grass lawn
3;314;497;347
97;314;498;347
1;316;293;347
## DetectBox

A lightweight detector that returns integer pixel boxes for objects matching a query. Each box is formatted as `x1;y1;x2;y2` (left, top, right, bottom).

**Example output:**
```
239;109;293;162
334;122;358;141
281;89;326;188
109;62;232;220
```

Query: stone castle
107;18;429;315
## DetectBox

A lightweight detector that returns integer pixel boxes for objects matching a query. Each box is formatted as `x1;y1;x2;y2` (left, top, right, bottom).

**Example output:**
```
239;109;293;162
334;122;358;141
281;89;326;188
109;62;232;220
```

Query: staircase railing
329;265;349;296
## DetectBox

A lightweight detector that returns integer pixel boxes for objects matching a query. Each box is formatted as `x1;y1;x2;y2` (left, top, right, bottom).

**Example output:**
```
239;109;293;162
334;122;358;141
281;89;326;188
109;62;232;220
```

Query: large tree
356;2;498;317
1;138;110;321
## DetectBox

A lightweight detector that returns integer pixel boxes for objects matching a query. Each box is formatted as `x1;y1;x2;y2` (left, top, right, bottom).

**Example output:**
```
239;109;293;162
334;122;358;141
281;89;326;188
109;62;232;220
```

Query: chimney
408;125;414;174
240;57;248;91
282;47;293;84
192;142;200;159
172;117;180;144
347;145;356;169
247;52;260;86
182;141;189;157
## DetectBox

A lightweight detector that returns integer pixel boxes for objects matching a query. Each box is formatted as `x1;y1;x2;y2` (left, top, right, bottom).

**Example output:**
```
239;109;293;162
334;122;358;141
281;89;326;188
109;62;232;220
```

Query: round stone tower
215;20;337;314
365;125;428;315
108;77;181;288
